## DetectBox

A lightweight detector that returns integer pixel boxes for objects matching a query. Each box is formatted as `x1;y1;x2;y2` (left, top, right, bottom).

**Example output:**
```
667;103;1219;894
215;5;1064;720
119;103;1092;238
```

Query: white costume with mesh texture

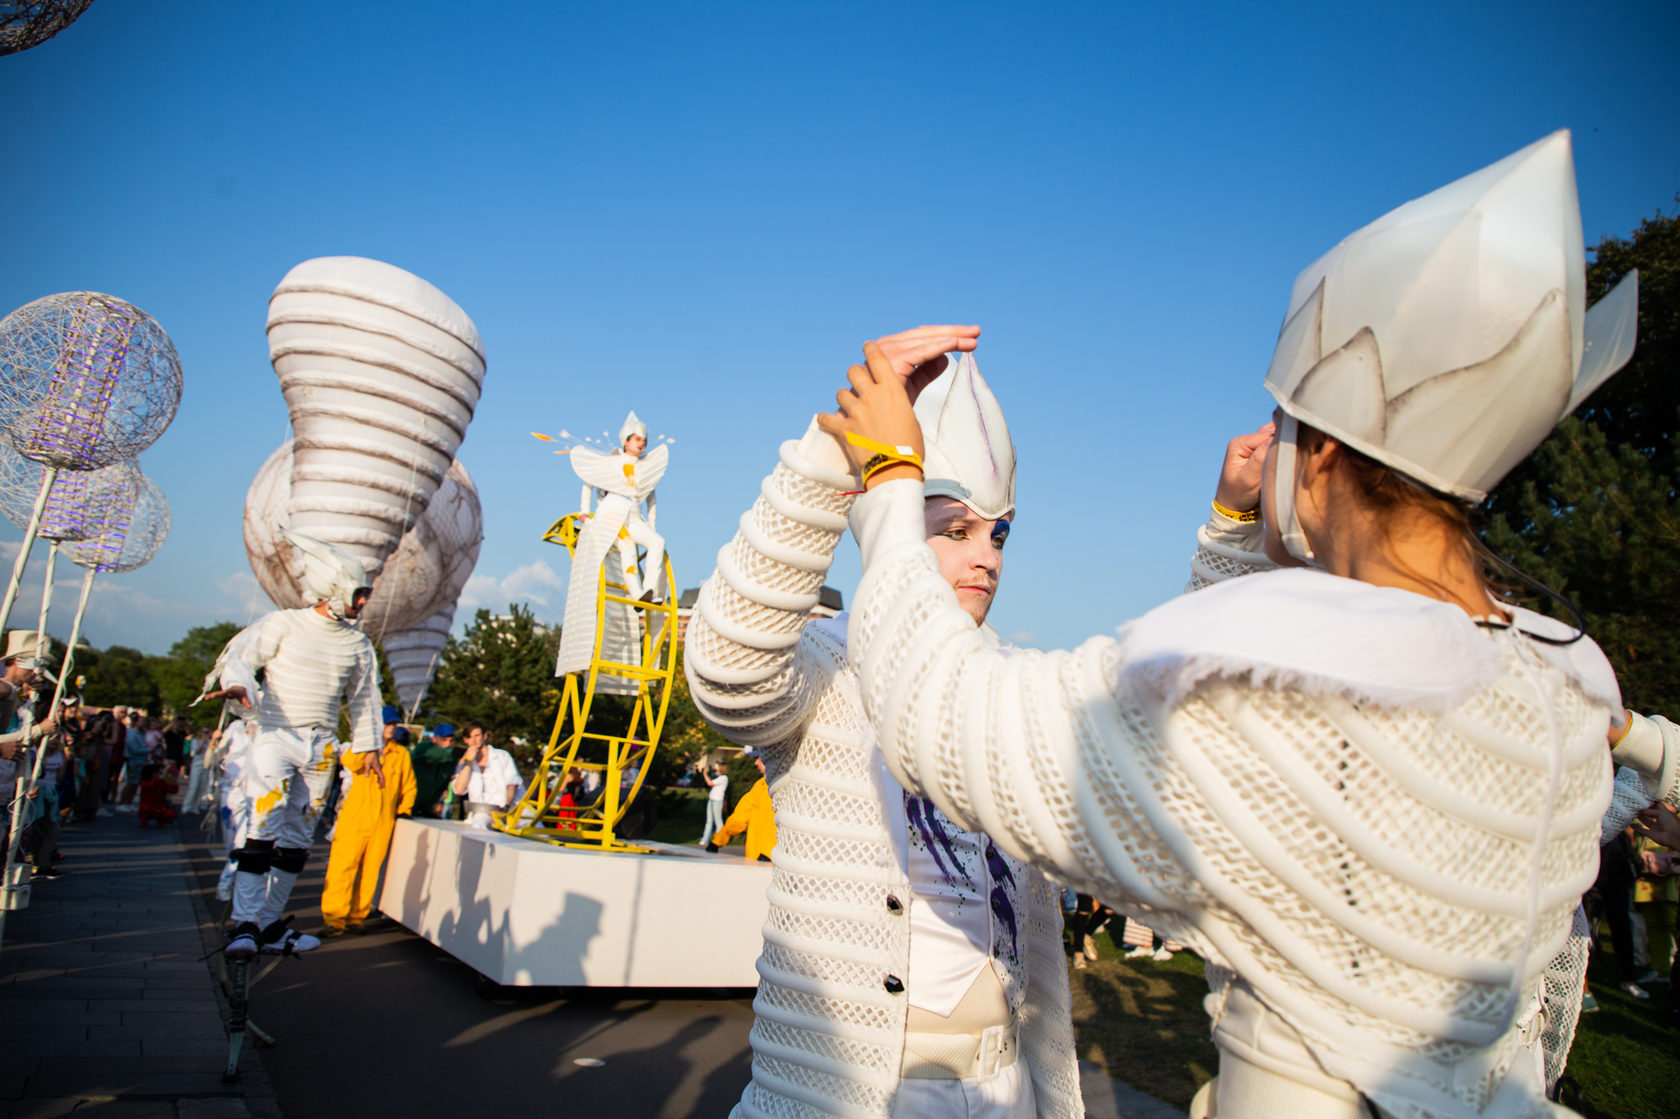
683;423;1082;1119
850;487;1622;1119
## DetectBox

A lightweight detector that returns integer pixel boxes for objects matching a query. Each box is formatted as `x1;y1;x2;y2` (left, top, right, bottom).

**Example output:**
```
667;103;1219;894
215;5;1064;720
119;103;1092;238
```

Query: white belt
900;1024;1017;1081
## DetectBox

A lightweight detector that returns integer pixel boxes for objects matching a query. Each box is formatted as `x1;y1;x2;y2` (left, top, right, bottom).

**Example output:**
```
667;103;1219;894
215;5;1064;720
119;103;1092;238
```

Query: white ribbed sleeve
684;422;858;747
848;478;1614;1119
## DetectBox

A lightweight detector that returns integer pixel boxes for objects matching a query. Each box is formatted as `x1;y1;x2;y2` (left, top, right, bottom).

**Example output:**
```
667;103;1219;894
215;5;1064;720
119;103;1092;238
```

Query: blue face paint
991;518;1010;547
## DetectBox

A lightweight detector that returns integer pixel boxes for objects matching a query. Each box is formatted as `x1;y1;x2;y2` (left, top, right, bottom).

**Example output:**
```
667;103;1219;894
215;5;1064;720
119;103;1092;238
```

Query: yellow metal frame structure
496;513;677;852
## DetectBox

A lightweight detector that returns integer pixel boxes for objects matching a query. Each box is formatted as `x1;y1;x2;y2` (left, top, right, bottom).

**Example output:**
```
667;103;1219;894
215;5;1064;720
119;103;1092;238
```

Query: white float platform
379;818;772;988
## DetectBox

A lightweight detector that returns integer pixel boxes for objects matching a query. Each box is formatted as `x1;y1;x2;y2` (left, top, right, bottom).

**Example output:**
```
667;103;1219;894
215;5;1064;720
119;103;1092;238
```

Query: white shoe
1152;948;1175;962
1082;935;1099;961
224;923;260;959
1072;954;1087;970
1123;946;1153;959
261;927;320;955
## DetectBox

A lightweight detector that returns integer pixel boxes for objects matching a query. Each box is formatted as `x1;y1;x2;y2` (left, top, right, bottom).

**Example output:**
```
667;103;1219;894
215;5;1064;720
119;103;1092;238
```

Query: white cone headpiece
1263;129;1638;506
280;527;369;619
618;411;647;446
913;353;1016;521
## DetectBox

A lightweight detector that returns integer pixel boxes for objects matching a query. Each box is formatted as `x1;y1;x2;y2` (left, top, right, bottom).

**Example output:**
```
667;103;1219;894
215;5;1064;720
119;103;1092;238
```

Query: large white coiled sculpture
266;256;485;580
243;442;482;647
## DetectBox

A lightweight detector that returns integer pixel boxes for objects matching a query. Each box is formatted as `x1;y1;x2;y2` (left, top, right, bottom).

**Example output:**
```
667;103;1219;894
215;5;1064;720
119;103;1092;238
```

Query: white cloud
458;559;568;618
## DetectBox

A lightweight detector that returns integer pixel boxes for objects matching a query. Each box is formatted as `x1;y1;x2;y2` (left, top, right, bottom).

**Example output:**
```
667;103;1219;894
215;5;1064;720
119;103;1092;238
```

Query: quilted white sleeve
1186;506;1272;591
683;421;859;750
344;642;383;753
1611;710;1680;808
210;614;281;711
848;480;1196;909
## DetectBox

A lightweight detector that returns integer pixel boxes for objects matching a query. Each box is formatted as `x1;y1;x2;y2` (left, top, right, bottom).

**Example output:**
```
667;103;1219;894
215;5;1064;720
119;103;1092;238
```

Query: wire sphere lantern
0;292;183;470
66;468;167;574
0;1;95;56
0;443;138;543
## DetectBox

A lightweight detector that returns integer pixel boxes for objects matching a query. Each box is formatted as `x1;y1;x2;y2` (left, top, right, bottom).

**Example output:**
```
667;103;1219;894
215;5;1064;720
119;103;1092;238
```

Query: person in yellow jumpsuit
704;750;776;862
321;723;416;934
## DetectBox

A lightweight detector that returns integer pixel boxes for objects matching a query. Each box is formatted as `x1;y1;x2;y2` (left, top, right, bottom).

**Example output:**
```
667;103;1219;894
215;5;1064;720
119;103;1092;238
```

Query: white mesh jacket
683;426;1083;1119
849;480;1631;1119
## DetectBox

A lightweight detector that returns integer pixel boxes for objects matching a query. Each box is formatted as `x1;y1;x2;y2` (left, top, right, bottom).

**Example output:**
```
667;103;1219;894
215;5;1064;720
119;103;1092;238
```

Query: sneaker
1123;946;1153;959
224;922;260;959
1072;954;1087;970
1152;948;1176;962
1580;992;1599;1013
32;867;63;880
1618;981;1650;1000
1082;935;1099;962
320;925;350;939
1635;969;1660;986
258;918;319;955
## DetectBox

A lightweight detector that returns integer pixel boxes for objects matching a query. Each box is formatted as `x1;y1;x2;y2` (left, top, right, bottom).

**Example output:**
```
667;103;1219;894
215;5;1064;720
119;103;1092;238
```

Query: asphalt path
178;823;757;1119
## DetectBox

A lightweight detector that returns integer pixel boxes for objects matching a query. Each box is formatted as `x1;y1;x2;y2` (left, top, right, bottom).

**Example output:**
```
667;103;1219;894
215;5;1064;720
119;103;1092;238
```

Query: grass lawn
1070;928;1680;1117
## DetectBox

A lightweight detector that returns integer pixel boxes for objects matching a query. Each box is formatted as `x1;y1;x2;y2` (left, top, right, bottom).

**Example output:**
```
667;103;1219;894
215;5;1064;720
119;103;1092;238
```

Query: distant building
675;585;842;644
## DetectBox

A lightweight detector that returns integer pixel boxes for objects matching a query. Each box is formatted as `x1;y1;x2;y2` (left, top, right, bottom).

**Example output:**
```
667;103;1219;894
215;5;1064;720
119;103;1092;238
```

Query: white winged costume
557;412;669;678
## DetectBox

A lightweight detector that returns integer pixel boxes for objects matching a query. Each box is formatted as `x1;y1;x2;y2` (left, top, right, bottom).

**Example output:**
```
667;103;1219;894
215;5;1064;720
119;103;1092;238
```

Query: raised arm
682;421;858;750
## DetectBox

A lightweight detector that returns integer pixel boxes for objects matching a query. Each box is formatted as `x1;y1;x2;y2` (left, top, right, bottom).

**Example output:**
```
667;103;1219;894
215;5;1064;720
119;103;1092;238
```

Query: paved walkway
0;809;278;1119
2;805;1185;1119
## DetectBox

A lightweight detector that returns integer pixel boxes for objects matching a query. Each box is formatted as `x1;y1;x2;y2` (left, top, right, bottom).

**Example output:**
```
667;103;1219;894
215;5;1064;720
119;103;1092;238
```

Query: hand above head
867;324;980;403
817;343;928;485
1214;422;1276;514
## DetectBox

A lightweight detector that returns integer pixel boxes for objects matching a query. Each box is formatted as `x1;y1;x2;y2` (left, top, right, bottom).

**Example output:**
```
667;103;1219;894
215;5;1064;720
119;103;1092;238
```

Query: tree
150;621;243;719
1483;207;1680;713
79;644;161;712
424;605;562;770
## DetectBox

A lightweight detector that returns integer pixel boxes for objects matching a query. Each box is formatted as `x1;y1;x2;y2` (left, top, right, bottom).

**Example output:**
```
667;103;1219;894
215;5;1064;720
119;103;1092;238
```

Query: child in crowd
136;763;178;828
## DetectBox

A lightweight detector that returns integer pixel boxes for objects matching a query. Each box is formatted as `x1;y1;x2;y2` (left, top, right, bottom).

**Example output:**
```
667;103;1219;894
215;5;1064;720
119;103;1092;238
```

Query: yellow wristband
1212;499;1259;523
847;431;923;482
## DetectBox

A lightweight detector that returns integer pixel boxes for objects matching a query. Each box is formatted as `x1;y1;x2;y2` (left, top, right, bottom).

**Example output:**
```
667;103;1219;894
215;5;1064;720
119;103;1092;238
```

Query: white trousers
603;501;664;598
243;726;337;848
890;1061;1033;1118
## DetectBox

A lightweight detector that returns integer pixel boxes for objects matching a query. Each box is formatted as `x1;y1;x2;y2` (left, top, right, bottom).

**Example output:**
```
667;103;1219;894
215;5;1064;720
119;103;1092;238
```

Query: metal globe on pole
0;292;182;636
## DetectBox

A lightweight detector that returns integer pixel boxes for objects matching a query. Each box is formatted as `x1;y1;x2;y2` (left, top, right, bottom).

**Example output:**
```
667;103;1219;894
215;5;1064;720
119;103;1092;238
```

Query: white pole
0;468;58;636
0;568;91;953
32;540;58;663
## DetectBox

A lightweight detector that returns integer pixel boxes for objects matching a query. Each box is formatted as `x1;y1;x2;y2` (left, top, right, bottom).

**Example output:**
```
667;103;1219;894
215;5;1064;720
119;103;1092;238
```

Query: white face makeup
624;434;647;457
923;496;1010;626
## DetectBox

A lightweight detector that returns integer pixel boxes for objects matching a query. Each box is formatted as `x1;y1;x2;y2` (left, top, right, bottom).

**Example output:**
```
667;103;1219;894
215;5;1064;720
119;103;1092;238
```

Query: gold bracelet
1212;498;1259;523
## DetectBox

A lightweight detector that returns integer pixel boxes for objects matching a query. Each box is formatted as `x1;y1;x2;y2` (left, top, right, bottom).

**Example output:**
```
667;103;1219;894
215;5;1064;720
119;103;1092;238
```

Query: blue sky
2;0;1676;656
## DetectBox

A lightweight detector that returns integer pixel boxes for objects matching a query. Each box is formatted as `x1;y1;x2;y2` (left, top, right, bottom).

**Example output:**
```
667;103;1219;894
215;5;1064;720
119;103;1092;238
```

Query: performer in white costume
821;132;1668;1119
685;335;1082;1119
200;530;384;957
556;411;670;678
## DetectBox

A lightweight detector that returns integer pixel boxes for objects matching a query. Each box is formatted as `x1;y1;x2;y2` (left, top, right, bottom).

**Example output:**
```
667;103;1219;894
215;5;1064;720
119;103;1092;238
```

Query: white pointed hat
913;353;1016;520
280;527;369;616
1263;130;1638;504
618;410;647;445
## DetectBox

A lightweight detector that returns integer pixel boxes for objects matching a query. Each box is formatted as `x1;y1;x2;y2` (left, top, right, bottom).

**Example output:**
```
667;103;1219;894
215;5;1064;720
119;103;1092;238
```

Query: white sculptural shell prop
244;440;483;643
267;256;486;578
382;605;458;711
